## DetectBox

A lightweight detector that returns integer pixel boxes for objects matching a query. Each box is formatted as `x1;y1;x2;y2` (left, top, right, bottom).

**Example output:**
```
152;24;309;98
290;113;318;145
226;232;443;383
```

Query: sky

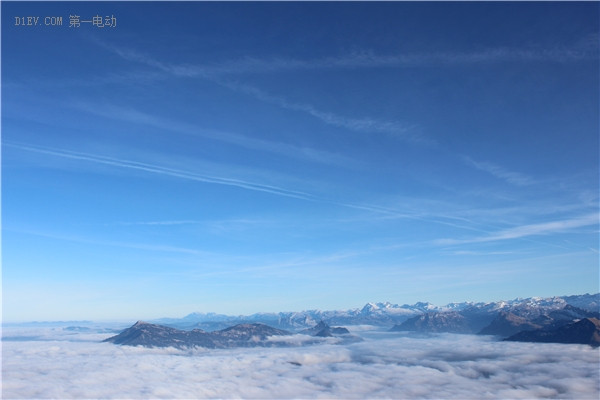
1;1;599;322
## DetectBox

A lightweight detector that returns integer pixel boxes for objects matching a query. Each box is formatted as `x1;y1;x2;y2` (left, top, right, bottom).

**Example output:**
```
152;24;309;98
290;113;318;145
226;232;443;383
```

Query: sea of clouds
2;324;599;399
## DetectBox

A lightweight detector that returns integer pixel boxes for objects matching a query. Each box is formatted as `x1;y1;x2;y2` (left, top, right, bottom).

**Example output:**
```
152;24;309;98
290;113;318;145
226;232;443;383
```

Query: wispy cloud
99;38;598;78
5;142;317;202
437;213;599;245
8;228;204;255
109;220;204;226
446;250;523;256
108;218;275;232
5;141;409;220
214;80;429;144
5;141;500;240
18;40;596;93
462;156;534;186
97;38;596;146
97;43;426;144
11;141;594;252
72;102;356;167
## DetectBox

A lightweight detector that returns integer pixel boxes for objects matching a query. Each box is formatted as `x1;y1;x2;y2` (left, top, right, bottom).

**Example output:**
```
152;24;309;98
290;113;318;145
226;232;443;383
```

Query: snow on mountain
560;293;599;313
391;298;600;336
152;294;599;331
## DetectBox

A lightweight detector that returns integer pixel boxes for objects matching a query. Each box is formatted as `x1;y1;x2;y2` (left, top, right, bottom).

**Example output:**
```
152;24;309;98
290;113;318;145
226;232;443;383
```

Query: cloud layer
2;326;599;399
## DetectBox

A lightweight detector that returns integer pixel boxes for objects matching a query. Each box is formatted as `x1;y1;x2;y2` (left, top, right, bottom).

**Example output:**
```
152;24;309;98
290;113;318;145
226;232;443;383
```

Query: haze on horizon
2;1;599;322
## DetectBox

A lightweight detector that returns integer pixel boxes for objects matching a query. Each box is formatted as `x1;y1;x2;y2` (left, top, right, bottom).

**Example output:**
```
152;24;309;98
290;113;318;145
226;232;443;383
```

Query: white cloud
100;40;597;78
94;39;598;149
2;325;598;399
71;102;356;168
5;228;205;255
3;142;481;232
96;43;426;144
213;80;427;144
462;156;534;186
438;213;599;246
4;142;317;202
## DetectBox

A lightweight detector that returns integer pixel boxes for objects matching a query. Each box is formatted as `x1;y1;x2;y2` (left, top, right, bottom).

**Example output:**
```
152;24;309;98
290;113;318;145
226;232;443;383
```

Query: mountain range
104;320;358;349
391;303;599;336
153;293;599;332
106;293;599;348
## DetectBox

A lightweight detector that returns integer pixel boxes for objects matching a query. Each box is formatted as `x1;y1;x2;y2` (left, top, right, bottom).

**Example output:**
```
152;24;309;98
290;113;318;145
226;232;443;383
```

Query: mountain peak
315;320;329;329
360;303;379;313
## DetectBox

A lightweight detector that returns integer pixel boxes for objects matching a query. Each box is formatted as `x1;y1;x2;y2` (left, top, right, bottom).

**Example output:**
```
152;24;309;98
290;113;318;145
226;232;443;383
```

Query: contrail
4;142;317;202
6;142;429;218
7;141;537;242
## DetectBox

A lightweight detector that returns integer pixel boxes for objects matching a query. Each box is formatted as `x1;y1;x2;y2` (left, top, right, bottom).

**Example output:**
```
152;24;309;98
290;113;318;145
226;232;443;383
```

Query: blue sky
2;1;598;322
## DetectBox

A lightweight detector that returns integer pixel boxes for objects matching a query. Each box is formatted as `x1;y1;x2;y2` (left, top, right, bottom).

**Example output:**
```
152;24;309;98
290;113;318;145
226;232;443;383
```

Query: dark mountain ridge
104;320;362;349
300;320;351;337
478;312;542;337
390;302;599;337
104;321;291;349
504;318;600;347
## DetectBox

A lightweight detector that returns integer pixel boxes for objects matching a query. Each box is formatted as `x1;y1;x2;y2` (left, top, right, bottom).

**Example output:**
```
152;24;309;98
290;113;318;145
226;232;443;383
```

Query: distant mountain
104;321;291;349
479;312;542;337
537;305;600;329
215;323;290;342
389;296;600;335
104;294;600;347
391;311;474;334
300;321;351;337
154;304;424;331
153;301;471;330
504;318;600;347
480;304;599;336
560;293;600;313
150;293;599;332
298;321;362;345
